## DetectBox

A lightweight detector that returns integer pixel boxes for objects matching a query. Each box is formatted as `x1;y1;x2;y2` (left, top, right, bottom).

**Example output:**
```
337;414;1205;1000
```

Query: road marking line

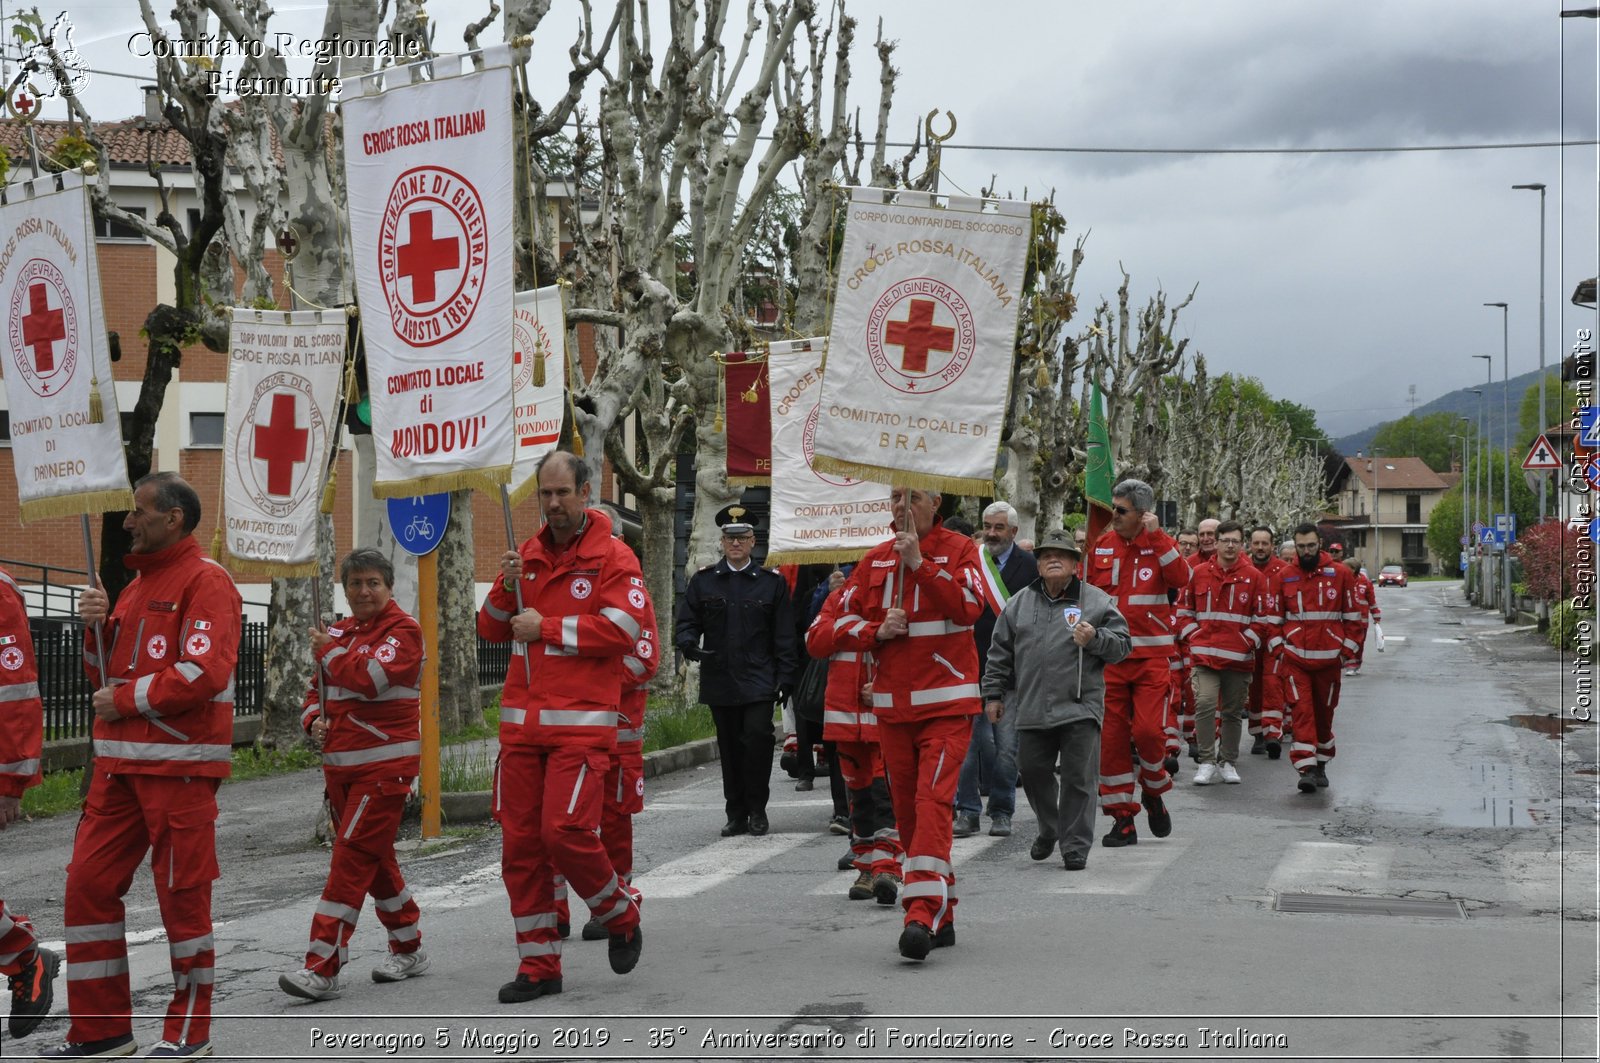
1040;837;1191;895
1431;638;1465;644
1268;841;1392;893
634;834;814;897
1382;635;1407;642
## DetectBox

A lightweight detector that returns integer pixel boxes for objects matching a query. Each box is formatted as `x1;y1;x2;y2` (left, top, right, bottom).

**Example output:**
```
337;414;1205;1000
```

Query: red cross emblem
11;90;33;118
252;391;310;496
7;259;78;398
234;372;327;519
21;282;65;373
378;165;487;348
863;277;975;395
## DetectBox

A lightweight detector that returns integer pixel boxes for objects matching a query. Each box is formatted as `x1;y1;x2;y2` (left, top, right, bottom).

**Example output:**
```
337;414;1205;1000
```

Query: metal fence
477;639;512;688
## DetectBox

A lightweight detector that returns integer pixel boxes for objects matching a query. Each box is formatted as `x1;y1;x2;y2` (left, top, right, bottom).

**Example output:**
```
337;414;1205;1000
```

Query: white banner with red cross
763;337;892;566
813;187;1031;495
0;170;132;521
221;309;347;576
341;46;516;497
507;285;567;504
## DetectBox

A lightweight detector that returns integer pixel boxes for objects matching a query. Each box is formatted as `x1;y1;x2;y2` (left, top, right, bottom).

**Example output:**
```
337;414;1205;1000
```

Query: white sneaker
1219;762;1242;784
372;950;430;983
1192;762;1220;785
279;968;342;1001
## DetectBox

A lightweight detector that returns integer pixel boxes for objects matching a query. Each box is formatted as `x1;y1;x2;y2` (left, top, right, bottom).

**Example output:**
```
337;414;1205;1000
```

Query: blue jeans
954;698;1017;818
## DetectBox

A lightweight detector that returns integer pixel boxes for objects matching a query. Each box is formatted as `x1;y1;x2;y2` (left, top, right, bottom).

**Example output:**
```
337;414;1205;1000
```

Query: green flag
1085;381;1114;541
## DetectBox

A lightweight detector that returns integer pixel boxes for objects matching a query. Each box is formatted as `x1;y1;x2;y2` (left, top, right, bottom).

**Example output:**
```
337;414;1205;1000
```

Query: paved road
1;580;1594;1061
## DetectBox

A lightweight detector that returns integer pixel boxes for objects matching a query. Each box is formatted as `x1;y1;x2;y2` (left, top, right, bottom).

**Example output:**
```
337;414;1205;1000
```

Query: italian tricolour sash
978;547;1011;616
0;170;131;520
812;187;1031;494
220;309;347;575
507;285;567;504
341;46;517;497
763;337;891;566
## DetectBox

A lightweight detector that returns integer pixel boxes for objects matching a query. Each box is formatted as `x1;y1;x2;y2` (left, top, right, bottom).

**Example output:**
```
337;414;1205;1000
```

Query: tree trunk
433;490;479;734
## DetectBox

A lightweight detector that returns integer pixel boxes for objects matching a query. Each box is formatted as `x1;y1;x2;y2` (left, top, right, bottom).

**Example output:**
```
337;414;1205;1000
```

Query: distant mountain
1332;367;1551;459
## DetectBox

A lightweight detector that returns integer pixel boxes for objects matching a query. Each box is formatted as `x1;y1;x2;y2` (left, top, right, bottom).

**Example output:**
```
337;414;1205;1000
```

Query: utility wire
761;135;1600;156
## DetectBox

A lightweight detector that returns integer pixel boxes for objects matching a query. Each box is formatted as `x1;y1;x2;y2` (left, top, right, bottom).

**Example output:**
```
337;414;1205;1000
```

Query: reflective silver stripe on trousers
567;761;589;815
343;794;371;839
322;741;421;767
94;740;230;762
0;680;41;701
317;900;360;925
829;651;859;662
593;896;631;925
65;921;126;944
518;940;561;957
582;873;620;908
617;727;645;743
900;881;948;899
0;757;40;776
540;709;615;728
374;889;414;913
173;967;215;989
514;913;559;933
903;855;953;876
909;683;980;706
1099;772;1135;787
67;958;129;980
501;706;527;725
482;601;512;622
168;934;213;959
600;607;641;641
387;924;421;943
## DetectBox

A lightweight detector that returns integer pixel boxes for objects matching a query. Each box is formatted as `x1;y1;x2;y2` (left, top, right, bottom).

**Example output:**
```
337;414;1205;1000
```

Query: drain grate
1274;893;1466;919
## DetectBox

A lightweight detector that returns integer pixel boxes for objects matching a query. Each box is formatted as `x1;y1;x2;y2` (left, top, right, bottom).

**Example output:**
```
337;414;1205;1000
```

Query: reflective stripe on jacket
1085;527;1191;662
301;598;424;782
0;567;43;798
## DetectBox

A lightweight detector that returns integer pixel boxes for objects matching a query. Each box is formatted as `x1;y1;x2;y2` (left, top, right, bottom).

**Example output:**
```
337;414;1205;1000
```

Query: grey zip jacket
980;575;1132;729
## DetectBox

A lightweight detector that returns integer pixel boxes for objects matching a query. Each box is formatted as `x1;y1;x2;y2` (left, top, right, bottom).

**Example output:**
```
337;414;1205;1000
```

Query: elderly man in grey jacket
981;529;1131;870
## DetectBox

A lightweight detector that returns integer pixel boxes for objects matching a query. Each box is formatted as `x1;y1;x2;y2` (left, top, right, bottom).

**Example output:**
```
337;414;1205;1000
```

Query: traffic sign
1590;517;1600;546
1587;456;1600;491
1579;406;1600;450
1479;528;1497;547
1458;534;1469;547
1521;433;1561;471
1470;520;1485;536
386;493;451;556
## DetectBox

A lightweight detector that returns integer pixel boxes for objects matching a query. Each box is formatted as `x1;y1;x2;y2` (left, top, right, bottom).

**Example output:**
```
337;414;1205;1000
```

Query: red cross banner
0;171;132;521
812;187;1031;494
221;309;347;575
763;338;892;566
342;46;516;496
507;285;567;504
724;351;771;486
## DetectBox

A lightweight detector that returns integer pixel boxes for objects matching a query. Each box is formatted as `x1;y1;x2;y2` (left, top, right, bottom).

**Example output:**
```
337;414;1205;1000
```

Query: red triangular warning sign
1521;433;1561;471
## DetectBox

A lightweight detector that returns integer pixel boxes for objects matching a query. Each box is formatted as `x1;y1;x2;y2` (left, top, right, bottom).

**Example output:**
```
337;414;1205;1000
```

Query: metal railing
1;556;92;620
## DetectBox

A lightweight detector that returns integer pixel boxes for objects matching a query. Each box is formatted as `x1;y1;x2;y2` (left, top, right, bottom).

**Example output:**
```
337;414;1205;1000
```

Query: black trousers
711;701;776;821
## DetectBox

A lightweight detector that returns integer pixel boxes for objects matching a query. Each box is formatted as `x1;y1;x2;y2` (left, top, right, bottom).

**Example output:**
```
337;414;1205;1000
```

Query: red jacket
84;536;242;778
616;587;660;754
1086;527;1191;660
0;567;42;799
1351;571;1379;624
300;598;423;782
805;584;878;743
833;518;984;724
1268;553;1365;671
477;508;651;750
1177;557;1270;672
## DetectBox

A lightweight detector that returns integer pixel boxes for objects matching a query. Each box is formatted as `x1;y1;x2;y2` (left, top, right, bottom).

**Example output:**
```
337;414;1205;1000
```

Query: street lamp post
1450;432;1469;576
1485;301;1513;621
1370;446;1383;570
1512;183;1547;521
1472;359;1492;605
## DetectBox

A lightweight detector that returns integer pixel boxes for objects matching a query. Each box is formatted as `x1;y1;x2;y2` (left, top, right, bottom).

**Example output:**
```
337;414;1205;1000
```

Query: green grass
642;695;717;754
440;744;495;792
228;744;323;781
444;697;499;745
20;767;84;818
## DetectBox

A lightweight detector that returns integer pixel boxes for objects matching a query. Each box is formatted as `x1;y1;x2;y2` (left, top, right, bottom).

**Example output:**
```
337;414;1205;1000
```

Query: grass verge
642;694;716;754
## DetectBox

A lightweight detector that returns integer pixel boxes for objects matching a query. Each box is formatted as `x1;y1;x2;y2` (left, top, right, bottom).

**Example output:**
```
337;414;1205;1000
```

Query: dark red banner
725;352;771;485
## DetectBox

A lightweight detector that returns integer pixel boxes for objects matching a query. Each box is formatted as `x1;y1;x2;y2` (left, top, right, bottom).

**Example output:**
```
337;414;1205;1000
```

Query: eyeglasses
1112;505;1132;516
1217;538;1243;546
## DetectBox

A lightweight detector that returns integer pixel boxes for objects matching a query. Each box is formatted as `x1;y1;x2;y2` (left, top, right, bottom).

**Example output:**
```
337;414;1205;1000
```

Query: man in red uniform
1245;525;1289;758
1344;558;1378;676
54;473;241;1060
477;452;649;1003
1195;518;1220;565
1;565;58;1041
1269;524;1365;794
1086;479;1190;847
806;574;901;905
833;487;982;961
279;549;427;1001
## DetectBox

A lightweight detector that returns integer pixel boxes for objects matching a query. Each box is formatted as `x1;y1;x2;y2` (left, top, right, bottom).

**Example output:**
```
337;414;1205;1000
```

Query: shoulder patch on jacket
871;559;897;568
1095;547;1114;555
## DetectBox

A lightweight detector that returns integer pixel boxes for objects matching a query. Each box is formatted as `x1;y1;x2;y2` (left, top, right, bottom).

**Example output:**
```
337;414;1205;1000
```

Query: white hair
981;501;1019;529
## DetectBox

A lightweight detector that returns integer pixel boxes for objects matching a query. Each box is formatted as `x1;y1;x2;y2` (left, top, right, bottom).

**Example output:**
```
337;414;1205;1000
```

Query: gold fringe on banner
725;475;772;488
321;463;339;515
19;489;134;524
223;552;322;578
370;464;513;500
764;547;874;567
209;526;225;561
87;375;104;424
809;456;992;498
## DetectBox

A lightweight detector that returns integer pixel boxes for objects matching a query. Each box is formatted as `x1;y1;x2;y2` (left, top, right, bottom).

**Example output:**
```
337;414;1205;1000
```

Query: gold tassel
532;349;545;388
1035;359;1050;390
210;525;225;560
87;374;104;424
321;464;338;515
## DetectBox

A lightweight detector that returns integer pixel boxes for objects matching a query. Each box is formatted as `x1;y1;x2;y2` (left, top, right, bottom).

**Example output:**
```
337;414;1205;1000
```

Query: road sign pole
418;548;441;839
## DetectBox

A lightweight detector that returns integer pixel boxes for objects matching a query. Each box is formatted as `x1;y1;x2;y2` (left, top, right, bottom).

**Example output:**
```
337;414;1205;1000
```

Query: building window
190;412;225;448
95;206;147;241
1406;494;1422;523
1402;531;1426;560
1348;530;1367;549
0;409;9;446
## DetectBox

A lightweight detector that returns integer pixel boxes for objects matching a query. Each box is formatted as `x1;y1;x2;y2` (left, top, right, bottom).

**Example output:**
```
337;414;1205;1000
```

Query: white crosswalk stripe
632;834;814;898
1268;841;1393;893
1040;837;1192;895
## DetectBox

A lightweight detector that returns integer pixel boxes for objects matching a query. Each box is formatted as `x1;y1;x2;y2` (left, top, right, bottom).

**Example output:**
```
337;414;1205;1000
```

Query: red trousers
1164;658;1185;753
878;715;971;933
1099;656;1174;817
600;753;645;883
303;777;422;975
0;898;39;975
64;773;219;1045
1280;661;1341;773
496;745;640;979
835;740;902;876
1249;653;1286;739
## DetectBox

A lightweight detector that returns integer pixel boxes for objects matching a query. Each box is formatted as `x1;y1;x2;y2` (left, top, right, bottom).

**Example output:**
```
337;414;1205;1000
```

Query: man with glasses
1177;521;1270;785
1085;480;1190;847
1175;529;1199;560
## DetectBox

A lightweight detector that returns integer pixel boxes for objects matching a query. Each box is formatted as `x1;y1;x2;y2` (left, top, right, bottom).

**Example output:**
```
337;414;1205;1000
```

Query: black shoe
1164;753;1180;778
748;812;769;836
1314;763;1329;788
1251;735;1267;755
34;1035;138;1058
779;750;798;777
1187;740;1201;762
795;777;814;792
837;849;856;871
988;814;1012;837
1101;814;1138;848
498;974;562;1003
931;923;955;949
952;813;980;838
872;872;901;906
8;945;58;1039
1297;771;1318;794
608;926;642;974
1141;791;1172;838
580;918;607;941
1265;739;1282;760
556;921;570;939
827;814;850;836
898;922;932;961
720;818;749;837
1030;835;1055;861
1063;852;1088;871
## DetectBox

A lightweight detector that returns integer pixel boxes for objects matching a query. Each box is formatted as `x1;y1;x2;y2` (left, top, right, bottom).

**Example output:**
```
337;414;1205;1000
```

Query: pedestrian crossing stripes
633;834;815;898
1041;837;1192;894
1267;841;1393;892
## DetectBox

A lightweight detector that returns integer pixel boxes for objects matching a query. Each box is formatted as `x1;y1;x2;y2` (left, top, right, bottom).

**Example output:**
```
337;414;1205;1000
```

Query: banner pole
80;516;105;794
311;578;329;726
418;550;441;839
499;486;532;669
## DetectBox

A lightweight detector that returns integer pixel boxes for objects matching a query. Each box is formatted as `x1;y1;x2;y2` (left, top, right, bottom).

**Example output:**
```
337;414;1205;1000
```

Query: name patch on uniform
871;559;897;568
1095;547;1114;555
328;627;345;638
570;577;594;600
931;556;949;563
147;601;178;613
147;635;168;659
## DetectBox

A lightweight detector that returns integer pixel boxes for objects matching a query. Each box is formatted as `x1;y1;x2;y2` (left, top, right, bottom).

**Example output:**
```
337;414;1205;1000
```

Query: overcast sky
29;0;1600;437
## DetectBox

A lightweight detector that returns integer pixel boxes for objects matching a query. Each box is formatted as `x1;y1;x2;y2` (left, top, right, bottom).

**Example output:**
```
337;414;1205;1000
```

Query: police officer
676;505;798;837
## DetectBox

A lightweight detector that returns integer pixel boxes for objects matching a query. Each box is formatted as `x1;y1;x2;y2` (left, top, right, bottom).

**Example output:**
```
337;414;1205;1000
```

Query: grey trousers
1192;666;1253;764
1017;718;1101;861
